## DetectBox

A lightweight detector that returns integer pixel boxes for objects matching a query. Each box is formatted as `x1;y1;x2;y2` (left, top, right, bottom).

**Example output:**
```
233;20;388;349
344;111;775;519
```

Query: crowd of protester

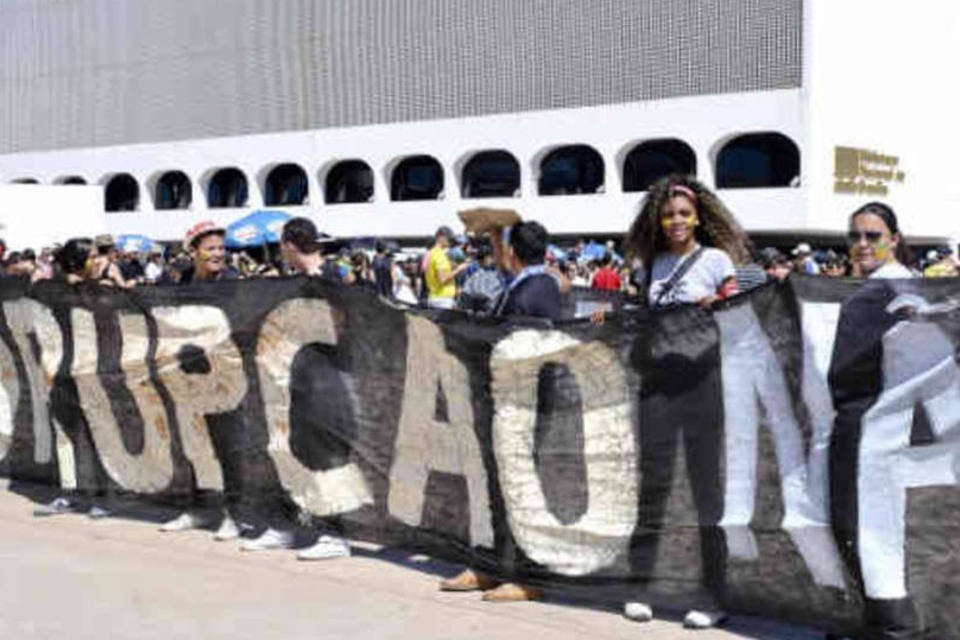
2;212;954;309
20;173;952;639
3;224;954;315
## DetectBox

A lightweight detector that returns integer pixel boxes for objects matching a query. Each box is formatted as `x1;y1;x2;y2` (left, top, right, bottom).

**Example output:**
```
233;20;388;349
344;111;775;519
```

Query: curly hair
623;174;753;268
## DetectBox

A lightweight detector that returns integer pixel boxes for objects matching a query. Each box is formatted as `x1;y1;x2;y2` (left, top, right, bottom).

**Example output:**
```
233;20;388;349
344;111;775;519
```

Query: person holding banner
158;221;242;539
829;203;933;639
440;216;561;602
621;175;751;630
277;216;356;561
34;238;116;519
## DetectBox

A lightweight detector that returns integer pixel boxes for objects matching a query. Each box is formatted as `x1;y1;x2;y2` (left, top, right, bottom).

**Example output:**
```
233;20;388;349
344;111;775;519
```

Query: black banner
0;276;958;638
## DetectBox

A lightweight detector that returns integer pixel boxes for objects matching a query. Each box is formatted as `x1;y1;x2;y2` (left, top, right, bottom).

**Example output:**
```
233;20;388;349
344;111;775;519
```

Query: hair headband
669;184;698;203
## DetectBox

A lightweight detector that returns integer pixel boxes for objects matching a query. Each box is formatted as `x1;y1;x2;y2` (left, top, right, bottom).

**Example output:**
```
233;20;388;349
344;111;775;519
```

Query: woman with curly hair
621;175;752;631
624;174;752;308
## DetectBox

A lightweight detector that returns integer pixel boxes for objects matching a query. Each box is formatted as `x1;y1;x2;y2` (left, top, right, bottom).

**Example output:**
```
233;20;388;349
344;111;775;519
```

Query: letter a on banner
490;330;636;576
257;298;373;517
388;315;493;548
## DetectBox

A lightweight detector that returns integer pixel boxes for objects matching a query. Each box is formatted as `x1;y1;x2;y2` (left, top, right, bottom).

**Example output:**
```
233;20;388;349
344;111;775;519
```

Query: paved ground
0;486;820;640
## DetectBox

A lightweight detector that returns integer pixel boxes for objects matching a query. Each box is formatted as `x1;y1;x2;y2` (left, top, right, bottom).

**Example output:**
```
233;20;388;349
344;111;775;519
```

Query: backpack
459;268;504;313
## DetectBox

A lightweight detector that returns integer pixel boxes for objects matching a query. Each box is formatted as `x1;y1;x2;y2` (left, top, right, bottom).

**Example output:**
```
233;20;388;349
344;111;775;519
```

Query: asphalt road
0;485;821;640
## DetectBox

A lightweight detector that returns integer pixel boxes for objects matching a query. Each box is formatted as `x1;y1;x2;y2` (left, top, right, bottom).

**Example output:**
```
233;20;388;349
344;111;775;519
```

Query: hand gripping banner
0;276;958;638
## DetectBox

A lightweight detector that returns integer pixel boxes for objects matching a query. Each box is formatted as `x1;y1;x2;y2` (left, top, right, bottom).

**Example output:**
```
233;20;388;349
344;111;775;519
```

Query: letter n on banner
256;298;373;517
490;330;636;576
388;315;493;548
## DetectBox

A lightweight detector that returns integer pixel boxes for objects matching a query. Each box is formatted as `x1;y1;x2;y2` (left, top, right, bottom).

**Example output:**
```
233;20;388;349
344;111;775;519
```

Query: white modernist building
0;0;957;247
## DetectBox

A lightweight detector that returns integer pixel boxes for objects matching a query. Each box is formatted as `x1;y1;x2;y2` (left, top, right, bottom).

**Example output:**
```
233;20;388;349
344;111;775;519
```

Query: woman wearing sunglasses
847;202;914;279
831;201;930;639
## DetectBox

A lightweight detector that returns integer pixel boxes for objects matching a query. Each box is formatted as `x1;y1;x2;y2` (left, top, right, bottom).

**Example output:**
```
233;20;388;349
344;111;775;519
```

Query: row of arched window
9;133;800;213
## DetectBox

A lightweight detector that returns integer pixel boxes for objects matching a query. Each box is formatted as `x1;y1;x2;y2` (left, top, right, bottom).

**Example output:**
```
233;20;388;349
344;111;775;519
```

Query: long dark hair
624;174;753;268
56;238;94;276
849;202;912;265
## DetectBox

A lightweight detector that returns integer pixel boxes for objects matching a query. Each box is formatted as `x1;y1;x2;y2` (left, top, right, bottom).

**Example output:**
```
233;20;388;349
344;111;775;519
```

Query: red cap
184;220;225;248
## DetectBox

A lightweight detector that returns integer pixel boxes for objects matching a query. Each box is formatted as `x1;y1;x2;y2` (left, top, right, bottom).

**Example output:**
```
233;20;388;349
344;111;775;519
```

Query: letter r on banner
388;315;493;548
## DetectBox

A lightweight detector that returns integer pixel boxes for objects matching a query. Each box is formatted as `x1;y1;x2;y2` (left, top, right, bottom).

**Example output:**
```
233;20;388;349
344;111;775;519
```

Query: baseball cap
184;220;225;248
791;242;812;256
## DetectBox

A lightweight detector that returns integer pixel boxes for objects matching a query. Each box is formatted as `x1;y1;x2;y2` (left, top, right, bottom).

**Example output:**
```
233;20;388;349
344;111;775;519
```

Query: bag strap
653;246;706;307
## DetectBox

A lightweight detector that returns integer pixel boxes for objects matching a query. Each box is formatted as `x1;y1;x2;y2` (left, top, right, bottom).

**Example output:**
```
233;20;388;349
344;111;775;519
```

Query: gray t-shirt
647;246;735;308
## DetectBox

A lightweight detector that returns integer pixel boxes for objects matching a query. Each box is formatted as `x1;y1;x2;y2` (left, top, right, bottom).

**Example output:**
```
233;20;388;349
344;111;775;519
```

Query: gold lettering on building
834;146;906;195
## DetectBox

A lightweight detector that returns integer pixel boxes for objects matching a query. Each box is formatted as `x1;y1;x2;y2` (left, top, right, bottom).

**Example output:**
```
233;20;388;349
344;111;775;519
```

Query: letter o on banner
490;330;637;576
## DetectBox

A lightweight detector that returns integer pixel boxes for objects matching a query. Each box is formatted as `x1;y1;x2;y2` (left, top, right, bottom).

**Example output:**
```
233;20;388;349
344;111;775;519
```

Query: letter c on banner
490;330;636;576
256;298;373;517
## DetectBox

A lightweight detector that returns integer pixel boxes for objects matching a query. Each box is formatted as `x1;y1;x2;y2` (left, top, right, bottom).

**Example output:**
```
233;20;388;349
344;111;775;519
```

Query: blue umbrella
224;210;292;249
580;241;607;261
115;234;156;253
547;244;567;261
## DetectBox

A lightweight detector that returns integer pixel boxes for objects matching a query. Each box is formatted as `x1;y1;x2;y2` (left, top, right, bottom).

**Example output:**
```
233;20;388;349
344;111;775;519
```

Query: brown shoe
439;569;498;592
481;582;542;602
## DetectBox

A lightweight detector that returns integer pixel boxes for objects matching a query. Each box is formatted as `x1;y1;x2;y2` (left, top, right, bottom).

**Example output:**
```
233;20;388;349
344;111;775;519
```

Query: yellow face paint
660;214;697;230
873;241;890;261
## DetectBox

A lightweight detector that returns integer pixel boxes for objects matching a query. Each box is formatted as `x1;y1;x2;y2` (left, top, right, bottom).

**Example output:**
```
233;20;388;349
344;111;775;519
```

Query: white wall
806;1;960;244
0;185;105;250
0;89;804;242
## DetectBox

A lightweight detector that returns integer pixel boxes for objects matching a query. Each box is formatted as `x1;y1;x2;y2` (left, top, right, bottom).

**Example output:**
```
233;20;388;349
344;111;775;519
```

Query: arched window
58;176;87;185
461;150;520;198
10;178;38;184
155;171;192;210
538;145;604;196
325;160;374;204
207;168;248;208
390;155;444;201
622;139;696;192
104;174;139;212
716;133;800;189
264;163;308;206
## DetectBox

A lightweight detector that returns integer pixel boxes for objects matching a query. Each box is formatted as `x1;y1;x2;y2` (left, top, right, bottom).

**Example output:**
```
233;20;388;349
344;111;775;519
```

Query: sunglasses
846;230;884;244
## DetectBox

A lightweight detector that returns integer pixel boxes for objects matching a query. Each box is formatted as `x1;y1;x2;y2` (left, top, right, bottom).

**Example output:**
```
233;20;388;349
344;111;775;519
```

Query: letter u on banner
70;309;174;493
490;330;636;576
256;298;373;517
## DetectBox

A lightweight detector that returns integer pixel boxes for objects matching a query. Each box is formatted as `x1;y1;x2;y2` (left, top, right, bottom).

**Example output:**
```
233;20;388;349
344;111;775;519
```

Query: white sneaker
34;496;73;517
213;513;240;541
87;505;111;519
623;601;653;622
239;527;295;551
683;609;727;629
296;535;351;561
159;511;207;532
